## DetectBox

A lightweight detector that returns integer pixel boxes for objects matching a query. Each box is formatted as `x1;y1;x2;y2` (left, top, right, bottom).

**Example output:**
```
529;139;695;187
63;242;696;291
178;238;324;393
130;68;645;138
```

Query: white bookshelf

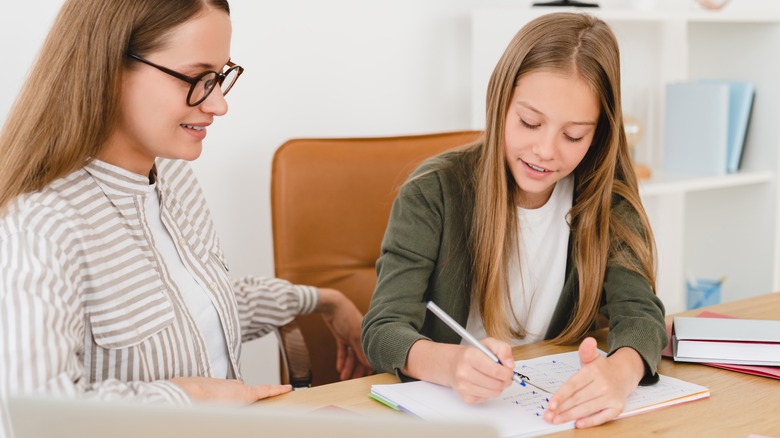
471;5;780;314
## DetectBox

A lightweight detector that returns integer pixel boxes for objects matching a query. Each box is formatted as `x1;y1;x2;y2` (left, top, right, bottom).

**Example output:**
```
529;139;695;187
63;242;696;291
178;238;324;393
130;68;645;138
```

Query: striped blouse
0;159;317;434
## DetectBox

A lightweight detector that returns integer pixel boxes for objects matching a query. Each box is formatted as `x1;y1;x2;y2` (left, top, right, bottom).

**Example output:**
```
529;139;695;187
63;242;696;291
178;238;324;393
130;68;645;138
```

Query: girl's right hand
170;376;292;404
404;338;515;404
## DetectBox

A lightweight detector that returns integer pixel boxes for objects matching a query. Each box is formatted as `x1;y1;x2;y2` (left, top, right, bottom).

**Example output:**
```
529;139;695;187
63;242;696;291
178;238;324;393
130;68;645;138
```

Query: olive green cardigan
361;148;667;382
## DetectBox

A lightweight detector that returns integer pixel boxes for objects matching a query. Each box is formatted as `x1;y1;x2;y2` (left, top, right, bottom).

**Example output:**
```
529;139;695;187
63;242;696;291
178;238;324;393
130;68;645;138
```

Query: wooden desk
257;293;780;436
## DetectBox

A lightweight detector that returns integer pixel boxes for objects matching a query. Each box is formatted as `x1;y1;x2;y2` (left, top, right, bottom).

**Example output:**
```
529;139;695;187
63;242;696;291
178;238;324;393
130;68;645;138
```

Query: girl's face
504;70;600;209
101;8;233;176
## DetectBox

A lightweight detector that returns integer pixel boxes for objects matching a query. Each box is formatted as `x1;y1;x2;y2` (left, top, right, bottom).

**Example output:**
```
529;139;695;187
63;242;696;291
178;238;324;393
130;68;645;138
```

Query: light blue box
686;278;722;310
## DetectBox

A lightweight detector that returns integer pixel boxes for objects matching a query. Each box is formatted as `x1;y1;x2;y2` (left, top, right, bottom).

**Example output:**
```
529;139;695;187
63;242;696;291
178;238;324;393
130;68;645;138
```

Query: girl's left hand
543;337;645;428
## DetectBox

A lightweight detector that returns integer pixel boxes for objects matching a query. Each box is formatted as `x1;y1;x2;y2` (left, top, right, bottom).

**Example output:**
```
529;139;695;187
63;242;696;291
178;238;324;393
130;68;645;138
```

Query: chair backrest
271;130;482;386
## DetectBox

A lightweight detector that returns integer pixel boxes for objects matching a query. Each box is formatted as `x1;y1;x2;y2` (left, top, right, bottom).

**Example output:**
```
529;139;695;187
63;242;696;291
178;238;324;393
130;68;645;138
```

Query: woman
362;12;667;429
0;0;370;431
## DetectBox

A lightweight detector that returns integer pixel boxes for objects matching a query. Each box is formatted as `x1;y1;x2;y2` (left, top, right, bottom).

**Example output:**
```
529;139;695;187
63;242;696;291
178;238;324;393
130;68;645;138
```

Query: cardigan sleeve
231;276;319;342
361;172;445;376
600;199;668;381
601;265;667;380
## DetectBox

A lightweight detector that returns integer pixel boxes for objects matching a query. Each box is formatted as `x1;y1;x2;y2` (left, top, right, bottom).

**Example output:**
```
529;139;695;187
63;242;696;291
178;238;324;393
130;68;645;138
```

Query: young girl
362;12;667;429
0;0;369;433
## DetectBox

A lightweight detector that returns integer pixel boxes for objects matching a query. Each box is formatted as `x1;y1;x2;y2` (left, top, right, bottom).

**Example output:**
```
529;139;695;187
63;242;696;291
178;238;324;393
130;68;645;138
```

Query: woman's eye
521;119;540;129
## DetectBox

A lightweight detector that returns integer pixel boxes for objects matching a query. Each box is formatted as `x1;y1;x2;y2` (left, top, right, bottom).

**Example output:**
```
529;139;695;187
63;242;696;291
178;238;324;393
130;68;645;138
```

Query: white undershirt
465;175;573;346
144;184;229;378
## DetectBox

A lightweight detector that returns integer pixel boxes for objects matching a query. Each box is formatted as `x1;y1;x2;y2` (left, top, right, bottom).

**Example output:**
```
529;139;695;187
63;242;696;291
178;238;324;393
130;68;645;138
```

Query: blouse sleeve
231;276;318;342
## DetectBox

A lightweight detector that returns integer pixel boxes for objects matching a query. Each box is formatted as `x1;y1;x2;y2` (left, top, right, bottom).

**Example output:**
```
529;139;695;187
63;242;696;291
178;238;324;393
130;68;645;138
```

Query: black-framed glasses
128;53;244;107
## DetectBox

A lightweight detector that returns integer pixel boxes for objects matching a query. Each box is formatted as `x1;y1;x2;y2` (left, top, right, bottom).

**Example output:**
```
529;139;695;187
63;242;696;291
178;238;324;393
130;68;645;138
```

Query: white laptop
8;395;499;438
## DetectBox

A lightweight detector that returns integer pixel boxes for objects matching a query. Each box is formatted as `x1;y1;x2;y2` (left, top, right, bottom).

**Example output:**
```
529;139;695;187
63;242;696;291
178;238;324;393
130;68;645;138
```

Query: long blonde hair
471;12;655;343
0;0;230;213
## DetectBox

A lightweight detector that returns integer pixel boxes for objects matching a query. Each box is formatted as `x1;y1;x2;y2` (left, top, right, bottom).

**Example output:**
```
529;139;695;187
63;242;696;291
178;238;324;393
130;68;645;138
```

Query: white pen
426;301;552;393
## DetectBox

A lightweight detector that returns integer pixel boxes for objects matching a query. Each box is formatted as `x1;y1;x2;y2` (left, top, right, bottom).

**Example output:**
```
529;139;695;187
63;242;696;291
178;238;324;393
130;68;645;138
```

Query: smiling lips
181;124;206;131
524;160;551;173
181;123;209;140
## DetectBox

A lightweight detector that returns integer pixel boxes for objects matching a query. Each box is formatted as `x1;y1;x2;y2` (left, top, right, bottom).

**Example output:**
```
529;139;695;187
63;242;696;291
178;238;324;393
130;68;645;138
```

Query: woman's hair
471;12;656;343
0;0;230;212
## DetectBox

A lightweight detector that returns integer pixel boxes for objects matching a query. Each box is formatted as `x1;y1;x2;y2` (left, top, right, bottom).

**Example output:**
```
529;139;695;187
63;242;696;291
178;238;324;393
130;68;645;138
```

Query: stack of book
664;80;755;175
672;316;780;366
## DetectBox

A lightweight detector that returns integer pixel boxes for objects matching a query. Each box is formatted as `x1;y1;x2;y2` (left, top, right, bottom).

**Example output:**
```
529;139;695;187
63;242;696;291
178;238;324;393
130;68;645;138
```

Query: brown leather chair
271;130;482;386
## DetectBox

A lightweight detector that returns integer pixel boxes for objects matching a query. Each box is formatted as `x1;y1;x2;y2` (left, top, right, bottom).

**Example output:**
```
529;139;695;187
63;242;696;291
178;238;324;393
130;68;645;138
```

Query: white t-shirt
465;175;573;346
144;184;229;378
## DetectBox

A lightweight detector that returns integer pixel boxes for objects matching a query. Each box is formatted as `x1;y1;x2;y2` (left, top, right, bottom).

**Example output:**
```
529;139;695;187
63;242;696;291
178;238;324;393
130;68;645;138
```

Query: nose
199;88;229;116
532;129;558;161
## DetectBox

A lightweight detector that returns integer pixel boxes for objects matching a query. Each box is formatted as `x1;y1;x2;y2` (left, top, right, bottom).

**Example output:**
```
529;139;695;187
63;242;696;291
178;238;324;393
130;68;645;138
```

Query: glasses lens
220;67;241;96
189;72;219;106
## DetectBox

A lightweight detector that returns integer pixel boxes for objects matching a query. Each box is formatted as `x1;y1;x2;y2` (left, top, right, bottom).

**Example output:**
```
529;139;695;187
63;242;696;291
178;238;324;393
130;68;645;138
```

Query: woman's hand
405;338;515;404
543;337;645;428
170;377;292;404
316;288;373;380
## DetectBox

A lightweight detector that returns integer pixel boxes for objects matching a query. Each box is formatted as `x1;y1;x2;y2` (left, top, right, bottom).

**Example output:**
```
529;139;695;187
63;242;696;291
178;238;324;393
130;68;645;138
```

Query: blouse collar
84;159;157;197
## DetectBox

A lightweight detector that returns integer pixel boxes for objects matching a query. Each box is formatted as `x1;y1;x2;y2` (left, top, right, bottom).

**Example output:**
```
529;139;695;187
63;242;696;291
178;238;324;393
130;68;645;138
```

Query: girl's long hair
0;0;230;213
471;12;656;343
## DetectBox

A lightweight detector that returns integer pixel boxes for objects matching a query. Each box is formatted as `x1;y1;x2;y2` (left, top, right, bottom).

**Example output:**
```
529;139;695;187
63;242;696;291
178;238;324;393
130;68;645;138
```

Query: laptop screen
8;395;499;438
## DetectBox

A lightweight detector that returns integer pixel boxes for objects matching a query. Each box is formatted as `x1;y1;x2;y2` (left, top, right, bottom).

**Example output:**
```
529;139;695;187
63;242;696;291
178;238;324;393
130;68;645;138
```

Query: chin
173;146;203;162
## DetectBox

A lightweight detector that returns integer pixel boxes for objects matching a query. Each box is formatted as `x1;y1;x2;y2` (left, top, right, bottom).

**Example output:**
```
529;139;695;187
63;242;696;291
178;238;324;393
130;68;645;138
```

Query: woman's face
101;8;233;176
504;70;600;209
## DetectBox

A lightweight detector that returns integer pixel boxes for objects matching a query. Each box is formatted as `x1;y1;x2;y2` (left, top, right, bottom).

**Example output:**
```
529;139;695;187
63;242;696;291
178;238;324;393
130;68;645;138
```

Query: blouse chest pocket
86;283;175;350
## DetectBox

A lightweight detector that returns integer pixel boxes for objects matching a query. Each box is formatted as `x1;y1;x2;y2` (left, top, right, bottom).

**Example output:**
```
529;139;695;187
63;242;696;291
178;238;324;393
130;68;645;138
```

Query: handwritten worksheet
501;351;711;419
371;350;710;437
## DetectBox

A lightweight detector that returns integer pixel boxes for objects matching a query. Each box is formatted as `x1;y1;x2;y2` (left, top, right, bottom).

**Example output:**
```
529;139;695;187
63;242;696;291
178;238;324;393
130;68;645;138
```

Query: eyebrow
517;101;597;126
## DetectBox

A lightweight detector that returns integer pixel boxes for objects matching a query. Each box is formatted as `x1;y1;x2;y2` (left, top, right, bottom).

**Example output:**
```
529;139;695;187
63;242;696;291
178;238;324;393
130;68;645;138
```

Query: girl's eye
565;134;585;142
521;119;540;129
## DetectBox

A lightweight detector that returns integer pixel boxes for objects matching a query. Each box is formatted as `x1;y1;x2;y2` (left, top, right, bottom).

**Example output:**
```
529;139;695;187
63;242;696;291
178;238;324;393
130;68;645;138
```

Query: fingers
578;337;600;366
318;288;372;377
550;393;623;428
450;342;515;403
452;363;509;404
481;337;515;370
575;406;622;429
452;379;501;402
352;339;370;367
335;339;346;374
251;384;293;401
171;377;294;404
354;361;373;378
547;390;621;427
544;375;598;424
339;346;357;381
545;340;629;428
335;341;374;380
546;337;601;415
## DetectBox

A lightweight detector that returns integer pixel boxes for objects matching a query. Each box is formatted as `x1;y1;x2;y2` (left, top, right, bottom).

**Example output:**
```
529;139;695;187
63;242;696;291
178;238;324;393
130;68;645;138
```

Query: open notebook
8;394;499;438
371;350;710;438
